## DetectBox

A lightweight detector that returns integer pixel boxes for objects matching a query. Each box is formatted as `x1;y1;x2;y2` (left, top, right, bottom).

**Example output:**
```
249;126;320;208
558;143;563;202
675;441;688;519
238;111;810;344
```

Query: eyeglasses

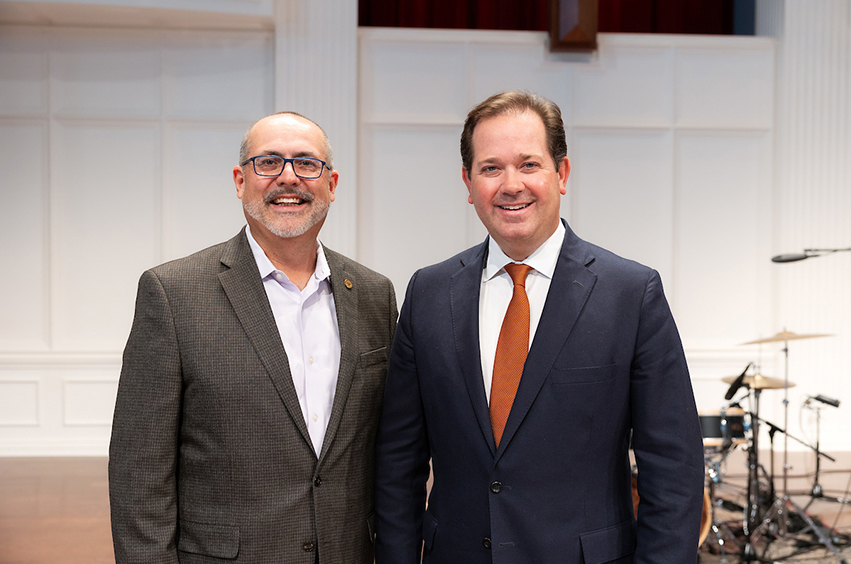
241;155;328;179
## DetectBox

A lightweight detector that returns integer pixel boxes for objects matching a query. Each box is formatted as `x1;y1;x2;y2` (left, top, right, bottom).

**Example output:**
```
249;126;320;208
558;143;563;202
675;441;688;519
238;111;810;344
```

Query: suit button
483;537;492;549
313;476;322;487
490;481;503;494
303;541;315;552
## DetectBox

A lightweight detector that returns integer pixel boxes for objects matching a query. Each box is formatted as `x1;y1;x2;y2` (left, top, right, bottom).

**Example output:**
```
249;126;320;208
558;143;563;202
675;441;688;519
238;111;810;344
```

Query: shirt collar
245;224;331;283
484;220;565;281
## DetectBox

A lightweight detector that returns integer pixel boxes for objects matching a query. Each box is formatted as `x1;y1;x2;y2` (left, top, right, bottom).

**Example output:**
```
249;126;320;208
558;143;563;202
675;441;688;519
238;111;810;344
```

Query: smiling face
233;113;338;244
463;110;570;261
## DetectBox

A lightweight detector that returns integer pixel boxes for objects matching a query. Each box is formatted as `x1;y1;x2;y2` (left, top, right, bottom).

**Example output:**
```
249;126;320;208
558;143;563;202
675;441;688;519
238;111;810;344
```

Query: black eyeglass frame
241;155;329;180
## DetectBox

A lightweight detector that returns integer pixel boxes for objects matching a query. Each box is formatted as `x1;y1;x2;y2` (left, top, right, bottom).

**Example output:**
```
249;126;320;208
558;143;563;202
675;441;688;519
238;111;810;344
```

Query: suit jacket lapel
450;242;497;457
317;246;358;462
218;229;313;450
496;223;597;459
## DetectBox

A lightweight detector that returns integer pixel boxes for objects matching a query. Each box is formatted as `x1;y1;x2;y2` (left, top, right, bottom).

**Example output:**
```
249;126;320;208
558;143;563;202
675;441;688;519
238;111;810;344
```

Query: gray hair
238;111;334;170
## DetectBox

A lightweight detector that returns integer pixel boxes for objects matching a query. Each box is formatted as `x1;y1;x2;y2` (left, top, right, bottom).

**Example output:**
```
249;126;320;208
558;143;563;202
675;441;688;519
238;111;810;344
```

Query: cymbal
721;373;795;390
741;331;833;345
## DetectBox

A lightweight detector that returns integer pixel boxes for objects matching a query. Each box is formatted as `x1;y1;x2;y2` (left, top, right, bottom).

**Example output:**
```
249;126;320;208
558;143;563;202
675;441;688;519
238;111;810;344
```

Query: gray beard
243;192;330;238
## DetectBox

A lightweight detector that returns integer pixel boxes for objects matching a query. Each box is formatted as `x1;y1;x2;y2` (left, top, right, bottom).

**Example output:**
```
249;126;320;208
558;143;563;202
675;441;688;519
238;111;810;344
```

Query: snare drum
699;408;748;449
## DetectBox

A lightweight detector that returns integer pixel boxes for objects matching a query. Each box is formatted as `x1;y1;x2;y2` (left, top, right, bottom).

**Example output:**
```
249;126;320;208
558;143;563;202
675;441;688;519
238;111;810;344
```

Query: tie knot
504;263;532;286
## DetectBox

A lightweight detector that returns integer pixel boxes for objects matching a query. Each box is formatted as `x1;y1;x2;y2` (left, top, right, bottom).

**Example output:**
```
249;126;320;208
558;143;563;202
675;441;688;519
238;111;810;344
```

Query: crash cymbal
721;373;795;389
741;331;833;345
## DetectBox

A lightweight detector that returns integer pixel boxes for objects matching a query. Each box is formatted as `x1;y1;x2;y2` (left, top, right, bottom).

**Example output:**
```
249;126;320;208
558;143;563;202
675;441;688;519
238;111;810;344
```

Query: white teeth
501;203;530;211
273;197;302;205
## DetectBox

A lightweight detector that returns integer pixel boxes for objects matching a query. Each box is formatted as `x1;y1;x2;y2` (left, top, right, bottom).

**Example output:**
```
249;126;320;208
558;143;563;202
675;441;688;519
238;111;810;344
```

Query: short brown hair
461;91;567;175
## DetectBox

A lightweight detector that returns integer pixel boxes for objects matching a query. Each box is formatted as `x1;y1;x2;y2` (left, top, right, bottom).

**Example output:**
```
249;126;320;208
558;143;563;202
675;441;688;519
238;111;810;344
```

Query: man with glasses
109;112;397;563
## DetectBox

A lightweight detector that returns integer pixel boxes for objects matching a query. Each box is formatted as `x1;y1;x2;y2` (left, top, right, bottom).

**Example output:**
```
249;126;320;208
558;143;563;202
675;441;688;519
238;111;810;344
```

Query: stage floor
0;456;849;564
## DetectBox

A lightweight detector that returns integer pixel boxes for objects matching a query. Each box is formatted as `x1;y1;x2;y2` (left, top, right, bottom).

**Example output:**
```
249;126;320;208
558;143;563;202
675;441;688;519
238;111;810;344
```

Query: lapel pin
344;279;353;289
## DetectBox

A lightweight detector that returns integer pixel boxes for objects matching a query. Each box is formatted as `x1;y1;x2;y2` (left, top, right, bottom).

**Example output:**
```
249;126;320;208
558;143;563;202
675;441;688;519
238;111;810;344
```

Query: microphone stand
802;402;851;510
748;413;845;563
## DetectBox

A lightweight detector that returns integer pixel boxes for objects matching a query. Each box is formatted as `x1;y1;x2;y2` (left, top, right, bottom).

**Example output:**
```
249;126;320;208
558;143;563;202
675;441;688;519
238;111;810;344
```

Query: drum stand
747;340;846;564
741;387;763;561
704;455;744;563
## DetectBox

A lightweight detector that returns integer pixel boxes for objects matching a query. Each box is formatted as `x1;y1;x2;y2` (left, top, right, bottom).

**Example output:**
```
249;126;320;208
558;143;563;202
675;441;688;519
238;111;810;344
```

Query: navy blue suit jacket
374;221;704;564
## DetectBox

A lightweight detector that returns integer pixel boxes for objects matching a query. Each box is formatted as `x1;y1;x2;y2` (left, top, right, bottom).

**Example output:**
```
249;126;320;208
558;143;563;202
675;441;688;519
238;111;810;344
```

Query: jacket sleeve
109;269;182;564
629;270;705;563
374;271;432;564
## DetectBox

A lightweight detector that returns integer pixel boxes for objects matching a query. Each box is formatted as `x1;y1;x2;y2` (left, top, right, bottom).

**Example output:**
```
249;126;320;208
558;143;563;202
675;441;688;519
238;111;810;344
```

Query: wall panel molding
0;22;273;455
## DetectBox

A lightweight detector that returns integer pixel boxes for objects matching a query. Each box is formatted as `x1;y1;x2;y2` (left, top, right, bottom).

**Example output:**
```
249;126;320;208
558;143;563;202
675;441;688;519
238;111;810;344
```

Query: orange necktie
490;263;532;448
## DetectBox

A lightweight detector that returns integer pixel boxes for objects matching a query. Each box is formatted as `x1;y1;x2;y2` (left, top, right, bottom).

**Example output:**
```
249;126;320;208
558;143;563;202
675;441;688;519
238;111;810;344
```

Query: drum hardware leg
748;411;845;561
741;389;763;561
759;495;848;564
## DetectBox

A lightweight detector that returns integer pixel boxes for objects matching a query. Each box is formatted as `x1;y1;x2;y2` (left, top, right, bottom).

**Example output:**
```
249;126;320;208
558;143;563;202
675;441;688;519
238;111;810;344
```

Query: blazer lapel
449;242;497;457
496;223;597;458
317;247;358;462
218;229;313;450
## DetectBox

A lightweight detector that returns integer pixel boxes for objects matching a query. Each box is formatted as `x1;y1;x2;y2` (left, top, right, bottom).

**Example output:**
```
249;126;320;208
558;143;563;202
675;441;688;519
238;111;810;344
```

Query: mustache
263;188;315;204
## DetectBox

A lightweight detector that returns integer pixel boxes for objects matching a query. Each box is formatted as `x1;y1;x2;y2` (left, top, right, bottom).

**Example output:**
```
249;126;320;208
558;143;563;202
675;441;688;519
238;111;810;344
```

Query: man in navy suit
374;91;704;564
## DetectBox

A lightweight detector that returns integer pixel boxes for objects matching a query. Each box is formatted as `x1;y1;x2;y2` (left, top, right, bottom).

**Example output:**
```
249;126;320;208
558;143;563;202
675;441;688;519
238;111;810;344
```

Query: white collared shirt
479;221;565;404
245;225;341;455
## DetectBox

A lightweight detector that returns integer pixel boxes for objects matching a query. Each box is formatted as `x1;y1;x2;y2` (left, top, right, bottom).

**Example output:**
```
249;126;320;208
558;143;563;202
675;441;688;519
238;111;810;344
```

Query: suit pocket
549;363;618;385
422;510;438;551
359;346;388;368
178;519;239;559
579;519;636;564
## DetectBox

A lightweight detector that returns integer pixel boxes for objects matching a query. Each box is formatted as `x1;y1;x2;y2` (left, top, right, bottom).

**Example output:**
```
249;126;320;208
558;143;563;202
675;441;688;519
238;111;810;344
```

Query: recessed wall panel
0;381;39;426
675;48;774;129
163;123;251;261
674;133;771;349
469;42;551;102
164;33;273;121
0;26;49;115
361;41;467;123
51;30;161;118
0;121;49;351
573;45;674;127
51;122;160;351
360;126;468;300
570;129;674;288
63;377;119;426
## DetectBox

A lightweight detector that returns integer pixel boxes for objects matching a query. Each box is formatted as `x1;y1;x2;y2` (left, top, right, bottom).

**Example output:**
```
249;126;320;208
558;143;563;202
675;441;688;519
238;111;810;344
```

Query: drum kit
696;330;850;563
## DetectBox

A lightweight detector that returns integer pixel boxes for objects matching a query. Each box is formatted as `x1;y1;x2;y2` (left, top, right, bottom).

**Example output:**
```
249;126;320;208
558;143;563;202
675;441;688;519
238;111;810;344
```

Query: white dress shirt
245;225;341;455
479;221;565;404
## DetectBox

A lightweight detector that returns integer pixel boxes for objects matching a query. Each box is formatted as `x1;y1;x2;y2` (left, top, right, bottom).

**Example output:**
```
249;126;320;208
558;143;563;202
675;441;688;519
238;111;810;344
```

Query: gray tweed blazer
109;228;397;563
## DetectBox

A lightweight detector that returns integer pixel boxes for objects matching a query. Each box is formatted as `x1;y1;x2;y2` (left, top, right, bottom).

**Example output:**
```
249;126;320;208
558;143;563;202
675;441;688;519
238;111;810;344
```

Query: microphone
772;247;851;263
724;362;752;400
772;253;809;263
810;394;840;408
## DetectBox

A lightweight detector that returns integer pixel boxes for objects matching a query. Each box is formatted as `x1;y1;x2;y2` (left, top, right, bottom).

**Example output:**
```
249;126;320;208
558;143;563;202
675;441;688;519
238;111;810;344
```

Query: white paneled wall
1;1;848;456
359;28;777;420
757;0;851;452
0;24;272;454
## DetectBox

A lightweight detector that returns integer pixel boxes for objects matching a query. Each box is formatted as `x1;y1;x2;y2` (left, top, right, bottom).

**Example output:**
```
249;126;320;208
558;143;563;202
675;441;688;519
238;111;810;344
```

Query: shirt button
308;356;314;365
312;414;318;422
490;481;503;494
482;537;492;549
303;541;315;552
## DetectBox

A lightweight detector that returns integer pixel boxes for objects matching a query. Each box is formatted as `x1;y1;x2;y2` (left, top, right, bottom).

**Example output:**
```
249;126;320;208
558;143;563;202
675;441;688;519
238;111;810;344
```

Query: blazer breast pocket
358;346;388;368
548;363;618;385
177;519;239;559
